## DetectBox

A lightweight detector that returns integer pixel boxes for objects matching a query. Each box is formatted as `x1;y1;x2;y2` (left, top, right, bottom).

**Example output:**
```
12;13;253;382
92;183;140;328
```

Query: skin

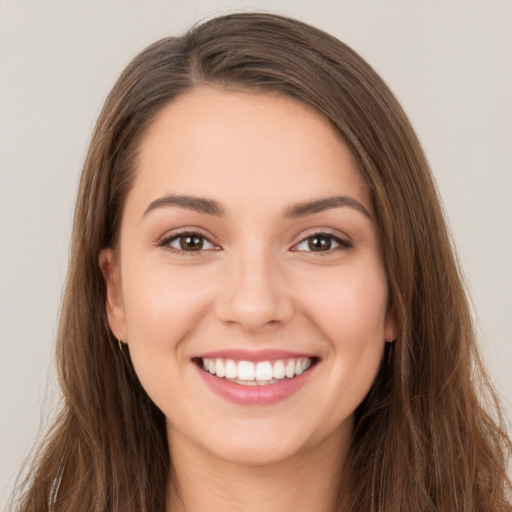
100;87;396;511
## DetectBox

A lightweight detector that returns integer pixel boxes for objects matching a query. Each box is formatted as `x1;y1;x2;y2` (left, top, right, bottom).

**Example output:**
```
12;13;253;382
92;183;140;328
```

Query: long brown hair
13;12;511;511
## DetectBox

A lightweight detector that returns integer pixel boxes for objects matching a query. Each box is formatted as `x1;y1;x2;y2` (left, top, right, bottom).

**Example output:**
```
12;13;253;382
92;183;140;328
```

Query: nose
215;251;295;332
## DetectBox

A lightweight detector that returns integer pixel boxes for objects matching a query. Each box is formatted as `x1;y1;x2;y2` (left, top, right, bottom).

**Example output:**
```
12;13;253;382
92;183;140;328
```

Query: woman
13;12;511;512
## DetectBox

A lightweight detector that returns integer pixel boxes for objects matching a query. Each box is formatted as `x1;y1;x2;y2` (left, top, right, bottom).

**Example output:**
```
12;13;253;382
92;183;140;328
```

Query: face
101;87;395;467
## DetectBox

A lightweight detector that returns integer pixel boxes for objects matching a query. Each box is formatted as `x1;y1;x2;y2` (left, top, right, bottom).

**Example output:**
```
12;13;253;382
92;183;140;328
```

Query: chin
168;411;320;468
208;434;310;467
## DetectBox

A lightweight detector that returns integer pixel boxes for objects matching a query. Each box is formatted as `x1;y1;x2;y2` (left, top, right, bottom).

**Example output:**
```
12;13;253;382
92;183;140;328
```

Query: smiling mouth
195;357;318;386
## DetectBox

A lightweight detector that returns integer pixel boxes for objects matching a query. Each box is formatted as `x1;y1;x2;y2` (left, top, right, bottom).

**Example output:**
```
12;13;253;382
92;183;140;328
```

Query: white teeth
215;359;225;378
285;360;295;378
200;357;314;384
225;359;237;379
237;361;255;381
272;360;285;379
255;361;273;380
296;359;312;375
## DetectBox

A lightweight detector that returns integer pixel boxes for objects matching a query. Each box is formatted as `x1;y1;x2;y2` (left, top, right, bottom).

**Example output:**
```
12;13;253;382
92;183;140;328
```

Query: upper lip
193;349;317;362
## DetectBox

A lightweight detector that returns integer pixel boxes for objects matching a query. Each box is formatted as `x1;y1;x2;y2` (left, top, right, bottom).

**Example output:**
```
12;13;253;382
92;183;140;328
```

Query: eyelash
158;230;352;255
157;230;219;254
291;231;353;254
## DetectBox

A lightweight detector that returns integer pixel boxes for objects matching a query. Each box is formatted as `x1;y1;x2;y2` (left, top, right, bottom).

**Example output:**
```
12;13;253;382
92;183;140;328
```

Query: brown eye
162;232;217;253
179;234;204;251
307;235;332;251
292;232;352;253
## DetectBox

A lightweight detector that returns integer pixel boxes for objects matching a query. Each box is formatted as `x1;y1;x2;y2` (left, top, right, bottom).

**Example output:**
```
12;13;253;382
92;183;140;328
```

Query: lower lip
196;363;315;405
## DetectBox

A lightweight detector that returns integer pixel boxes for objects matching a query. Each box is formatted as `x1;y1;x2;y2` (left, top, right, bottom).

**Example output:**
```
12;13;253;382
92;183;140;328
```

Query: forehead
130;87;369;214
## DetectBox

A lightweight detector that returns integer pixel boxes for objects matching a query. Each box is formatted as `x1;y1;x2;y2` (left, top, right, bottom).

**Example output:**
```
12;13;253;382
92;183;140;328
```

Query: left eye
293;233;348;252
165;233;216;252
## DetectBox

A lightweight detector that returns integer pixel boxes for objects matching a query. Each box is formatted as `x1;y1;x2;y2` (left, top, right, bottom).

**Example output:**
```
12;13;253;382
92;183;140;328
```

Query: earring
117;338;129;362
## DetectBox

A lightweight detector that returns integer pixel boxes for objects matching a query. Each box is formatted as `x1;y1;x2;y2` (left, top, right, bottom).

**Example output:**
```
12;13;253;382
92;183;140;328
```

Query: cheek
121;262;216;352
120;262;220;410
296;263;388;397
298;262;389;341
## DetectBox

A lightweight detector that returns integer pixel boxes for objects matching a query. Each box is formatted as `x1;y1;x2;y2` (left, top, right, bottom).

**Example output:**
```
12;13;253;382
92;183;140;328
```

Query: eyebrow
143;194;225;217
283;196;372;219
143;194;371;219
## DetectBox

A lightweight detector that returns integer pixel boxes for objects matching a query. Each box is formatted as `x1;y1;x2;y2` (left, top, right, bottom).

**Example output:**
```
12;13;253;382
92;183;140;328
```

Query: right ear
99;248;127;342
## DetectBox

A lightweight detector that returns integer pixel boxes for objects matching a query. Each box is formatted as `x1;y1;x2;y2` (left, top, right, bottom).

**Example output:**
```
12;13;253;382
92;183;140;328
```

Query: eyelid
157;227;221;253
290;229;352;253
156;227;351;254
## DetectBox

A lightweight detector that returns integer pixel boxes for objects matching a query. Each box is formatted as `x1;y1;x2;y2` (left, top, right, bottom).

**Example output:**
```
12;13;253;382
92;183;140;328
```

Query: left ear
98;248;127;342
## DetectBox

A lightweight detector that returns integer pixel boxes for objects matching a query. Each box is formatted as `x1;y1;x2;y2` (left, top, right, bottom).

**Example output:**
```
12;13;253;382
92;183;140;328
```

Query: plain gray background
1;1;511;507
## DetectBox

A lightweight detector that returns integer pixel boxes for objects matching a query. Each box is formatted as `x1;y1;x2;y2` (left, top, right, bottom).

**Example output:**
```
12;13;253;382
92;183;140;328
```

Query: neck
166;426;351;512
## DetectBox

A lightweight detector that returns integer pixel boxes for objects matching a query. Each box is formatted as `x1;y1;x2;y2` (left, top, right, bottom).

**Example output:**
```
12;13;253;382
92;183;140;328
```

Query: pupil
181;235;203;251
308;235;331;251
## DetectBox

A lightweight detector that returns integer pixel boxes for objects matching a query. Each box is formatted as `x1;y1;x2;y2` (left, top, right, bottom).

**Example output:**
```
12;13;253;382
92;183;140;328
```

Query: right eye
160;232;218;253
